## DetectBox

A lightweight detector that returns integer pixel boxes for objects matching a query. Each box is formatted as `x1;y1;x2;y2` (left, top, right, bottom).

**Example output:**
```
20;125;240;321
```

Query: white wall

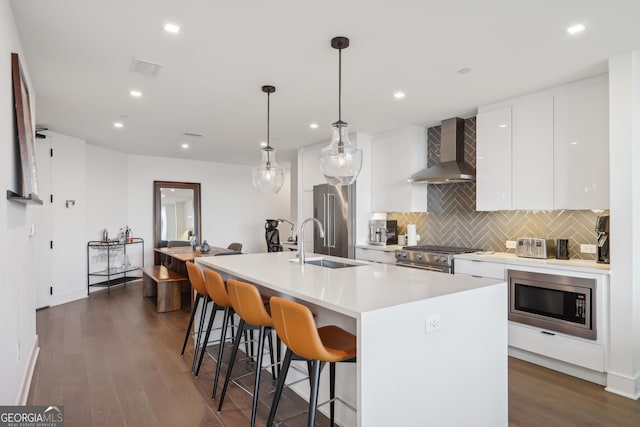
607;50;640;398
0;1;38;404
85;144;128;241
127;154;290;268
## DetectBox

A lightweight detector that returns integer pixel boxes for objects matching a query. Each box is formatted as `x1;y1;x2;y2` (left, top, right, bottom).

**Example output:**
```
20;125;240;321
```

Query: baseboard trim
605;370;640;399
508;346;607;385
16;334;39;405
51;289;89;306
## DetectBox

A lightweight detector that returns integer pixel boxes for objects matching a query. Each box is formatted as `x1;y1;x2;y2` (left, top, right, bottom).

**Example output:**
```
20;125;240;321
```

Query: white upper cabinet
476;107;512;211
512;96;554;210
477;75;609;211
554;79;609;209
371;126;427;212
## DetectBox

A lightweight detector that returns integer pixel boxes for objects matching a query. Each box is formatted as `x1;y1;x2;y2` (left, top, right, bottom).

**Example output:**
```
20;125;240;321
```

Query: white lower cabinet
509;322;605;372
454;259;505;279
455;256;609;380
355;247;396;264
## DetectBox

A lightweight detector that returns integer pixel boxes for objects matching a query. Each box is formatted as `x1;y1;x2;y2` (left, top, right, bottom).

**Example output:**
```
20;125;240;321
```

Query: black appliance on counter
386;220;398;245
395;245;481;273
596;215;609;264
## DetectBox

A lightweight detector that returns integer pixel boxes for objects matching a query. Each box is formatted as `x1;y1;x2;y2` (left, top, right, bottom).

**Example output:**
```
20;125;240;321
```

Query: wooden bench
142;266;189;312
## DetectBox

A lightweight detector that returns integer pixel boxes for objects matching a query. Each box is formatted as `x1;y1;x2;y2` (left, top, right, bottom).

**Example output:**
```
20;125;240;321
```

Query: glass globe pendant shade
252;146;284;194
319;121;362;186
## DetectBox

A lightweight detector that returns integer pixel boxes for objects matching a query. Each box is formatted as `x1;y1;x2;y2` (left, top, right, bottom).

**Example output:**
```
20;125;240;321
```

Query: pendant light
252;85;285;194
319;36;363;186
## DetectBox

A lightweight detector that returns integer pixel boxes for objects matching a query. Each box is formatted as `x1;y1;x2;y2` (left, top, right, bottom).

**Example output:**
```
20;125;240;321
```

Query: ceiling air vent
130;58;162;76
183;132;204;138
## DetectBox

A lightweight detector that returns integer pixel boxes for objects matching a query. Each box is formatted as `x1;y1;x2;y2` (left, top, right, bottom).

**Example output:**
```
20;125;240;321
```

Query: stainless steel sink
304;258;364;269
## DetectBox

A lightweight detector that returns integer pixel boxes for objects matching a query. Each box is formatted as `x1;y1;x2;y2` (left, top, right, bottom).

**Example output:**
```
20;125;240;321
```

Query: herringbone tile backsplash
388;118;608;260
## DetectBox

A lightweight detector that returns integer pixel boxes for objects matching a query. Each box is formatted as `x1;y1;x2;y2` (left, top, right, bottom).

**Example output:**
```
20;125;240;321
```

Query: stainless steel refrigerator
313;184;356;258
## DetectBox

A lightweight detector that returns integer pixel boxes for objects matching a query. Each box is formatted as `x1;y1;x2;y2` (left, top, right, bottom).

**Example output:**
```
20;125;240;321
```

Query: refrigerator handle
327;193;335;248
323;194;328;247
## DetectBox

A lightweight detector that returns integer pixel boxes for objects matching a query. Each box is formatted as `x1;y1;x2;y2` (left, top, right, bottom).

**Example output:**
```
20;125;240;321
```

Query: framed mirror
153;181;201;263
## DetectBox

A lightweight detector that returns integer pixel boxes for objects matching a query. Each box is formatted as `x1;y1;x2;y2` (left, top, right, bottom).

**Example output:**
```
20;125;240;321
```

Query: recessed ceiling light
170;189;175;192
181;143;189;149
130;90;142;98
113;122;124;128
458;68;471;74
570;141;579;145
260;141;268;147
164;23;181;34
498;124;507;128
393;91;406;99
309;123;319;129
566;24;585;35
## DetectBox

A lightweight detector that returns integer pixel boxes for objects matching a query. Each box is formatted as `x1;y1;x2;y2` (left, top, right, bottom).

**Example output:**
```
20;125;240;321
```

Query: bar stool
217;279;278;427
199;268;236;398
183;261;232;376
267;297;357;427
181;261;211;371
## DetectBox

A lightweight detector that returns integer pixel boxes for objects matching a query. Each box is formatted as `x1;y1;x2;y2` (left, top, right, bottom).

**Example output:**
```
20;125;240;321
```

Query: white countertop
196;252;502;318
455;252;610;275
355;243;402;252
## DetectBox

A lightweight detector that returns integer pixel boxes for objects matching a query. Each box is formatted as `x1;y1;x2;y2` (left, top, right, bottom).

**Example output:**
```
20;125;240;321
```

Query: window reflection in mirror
160;188;194;241
153;181;201;263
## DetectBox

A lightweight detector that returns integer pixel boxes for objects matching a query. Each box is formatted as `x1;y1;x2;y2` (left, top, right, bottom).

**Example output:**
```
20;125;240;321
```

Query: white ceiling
10;0;640;166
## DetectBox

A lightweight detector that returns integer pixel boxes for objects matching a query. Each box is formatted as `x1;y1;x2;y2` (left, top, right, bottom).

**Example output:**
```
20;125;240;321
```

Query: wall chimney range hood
407;117;475;184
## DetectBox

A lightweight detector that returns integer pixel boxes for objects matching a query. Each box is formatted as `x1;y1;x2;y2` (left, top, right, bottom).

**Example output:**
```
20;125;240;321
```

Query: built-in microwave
508;269;596;340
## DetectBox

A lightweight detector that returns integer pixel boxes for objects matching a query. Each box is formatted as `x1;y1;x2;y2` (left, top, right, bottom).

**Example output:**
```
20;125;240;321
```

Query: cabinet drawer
509;322;604;372
355;248;395;264
454;259;505;280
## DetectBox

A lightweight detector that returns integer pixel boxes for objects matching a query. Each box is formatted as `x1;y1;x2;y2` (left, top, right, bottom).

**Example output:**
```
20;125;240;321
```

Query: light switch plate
506;240;516;249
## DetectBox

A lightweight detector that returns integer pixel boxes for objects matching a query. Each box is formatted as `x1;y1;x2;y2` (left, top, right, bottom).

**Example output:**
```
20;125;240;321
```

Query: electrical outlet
506;240;516;249
425;314;441;333
580;244;597;254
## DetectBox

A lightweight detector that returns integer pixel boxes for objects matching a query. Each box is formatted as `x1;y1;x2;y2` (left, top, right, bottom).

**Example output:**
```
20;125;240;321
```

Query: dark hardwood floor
28;282;640;426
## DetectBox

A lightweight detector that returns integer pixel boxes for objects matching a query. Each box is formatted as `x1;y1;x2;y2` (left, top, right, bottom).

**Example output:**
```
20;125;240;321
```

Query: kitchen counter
196;252;507;427
455;252;610;275
355;243;401;252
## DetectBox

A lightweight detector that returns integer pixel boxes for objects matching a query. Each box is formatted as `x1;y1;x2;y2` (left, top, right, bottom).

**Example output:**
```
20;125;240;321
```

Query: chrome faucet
298;218;325;265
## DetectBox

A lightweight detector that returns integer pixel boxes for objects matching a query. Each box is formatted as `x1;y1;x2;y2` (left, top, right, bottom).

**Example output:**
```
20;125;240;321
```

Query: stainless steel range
395;245;482;273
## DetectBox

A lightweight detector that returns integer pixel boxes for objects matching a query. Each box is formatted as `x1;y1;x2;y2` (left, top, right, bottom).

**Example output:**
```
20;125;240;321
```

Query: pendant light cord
338;47;342;123
266;91;271;167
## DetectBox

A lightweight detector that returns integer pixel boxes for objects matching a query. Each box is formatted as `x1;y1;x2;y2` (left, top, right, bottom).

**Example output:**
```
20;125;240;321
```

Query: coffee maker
368;219;387;246
595;215;609;264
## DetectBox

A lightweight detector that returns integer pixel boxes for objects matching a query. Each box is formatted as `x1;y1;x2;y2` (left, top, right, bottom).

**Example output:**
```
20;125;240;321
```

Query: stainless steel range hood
407;117;475;184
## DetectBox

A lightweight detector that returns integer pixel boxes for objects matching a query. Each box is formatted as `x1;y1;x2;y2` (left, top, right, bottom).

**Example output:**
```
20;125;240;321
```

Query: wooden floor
28;282;640;426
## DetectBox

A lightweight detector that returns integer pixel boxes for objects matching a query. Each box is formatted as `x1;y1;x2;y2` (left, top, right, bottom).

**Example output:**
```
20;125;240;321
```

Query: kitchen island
196;252;507;427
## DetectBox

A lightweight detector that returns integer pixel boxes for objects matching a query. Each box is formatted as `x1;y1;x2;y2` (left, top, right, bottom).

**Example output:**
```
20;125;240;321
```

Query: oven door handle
395;261;450;273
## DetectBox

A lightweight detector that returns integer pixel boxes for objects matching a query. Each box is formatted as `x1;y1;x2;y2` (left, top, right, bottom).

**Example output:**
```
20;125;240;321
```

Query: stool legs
218;320;278;427
267;348;293;427
194;302;222;377
180;292;202;356
211;307;233;399
330;362;336;426
308;360;321;427
192;295;211;373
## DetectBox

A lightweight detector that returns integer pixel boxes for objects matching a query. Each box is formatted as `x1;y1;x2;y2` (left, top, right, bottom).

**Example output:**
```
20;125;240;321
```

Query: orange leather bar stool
267;297;356;427
217;279;279;427
183;261;232;376
199;268;237;398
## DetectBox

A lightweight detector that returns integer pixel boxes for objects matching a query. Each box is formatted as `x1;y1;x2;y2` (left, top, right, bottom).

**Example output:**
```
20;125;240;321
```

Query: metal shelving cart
87;238;144;294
